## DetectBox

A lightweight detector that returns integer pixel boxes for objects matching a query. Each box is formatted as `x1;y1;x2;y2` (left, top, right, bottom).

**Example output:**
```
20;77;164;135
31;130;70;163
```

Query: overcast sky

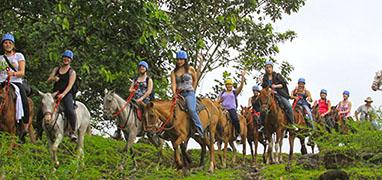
199;0;382;113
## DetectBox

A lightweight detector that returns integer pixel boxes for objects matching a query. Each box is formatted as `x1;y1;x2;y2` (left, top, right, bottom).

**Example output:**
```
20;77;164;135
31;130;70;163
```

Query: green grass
1;119;382;179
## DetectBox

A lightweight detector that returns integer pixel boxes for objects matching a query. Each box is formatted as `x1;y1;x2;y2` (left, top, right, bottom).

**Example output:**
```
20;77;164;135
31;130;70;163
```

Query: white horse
38;91;90;168
372;70;382;91
103;89;163;168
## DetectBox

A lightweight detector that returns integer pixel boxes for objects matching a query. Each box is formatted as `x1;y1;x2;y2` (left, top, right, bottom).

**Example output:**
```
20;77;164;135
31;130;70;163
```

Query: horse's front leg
51;133;64;168
125;128;138;169
208;127;216;173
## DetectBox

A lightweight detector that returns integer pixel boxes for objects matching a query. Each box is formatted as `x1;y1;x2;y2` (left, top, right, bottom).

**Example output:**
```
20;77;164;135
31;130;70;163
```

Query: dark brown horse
241;106;266;166
144;98;217;173
327;106;348;133
0;82;36;145
291;105;315;154
258;88;293;166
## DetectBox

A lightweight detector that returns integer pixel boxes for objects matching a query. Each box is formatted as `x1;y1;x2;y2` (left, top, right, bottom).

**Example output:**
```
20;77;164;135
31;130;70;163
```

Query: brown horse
291;105;315;154
240;106;266;166
327;106;348;133
312;104;335;132
258;88;292;166
0;83;36;145
214;101;247;168
144;97;217;173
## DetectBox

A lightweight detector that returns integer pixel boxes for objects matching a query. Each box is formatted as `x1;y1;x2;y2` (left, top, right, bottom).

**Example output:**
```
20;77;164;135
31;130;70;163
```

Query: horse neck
113;93;133;119
153;101;172;119
267;95;284;125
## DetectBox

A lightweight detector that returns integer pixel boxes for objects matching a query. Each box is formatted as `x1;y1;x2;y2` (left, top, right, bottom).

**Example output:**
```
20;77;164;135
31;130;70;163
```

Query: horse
144;97;217;173
291;105;315;154
103;89;163;168
0;82;36;145
371;70;382;91
214;102;247;168
240;106;266;166
258;88;293;166
38;91;90;168
327;106;348;133
312;104;335;132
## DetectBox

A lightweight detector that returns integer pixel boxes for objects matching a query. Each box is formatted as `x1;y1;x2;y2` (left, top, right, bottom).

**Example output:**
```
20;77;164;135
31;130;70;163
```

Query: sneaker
196;128;204;138
258;126;264;132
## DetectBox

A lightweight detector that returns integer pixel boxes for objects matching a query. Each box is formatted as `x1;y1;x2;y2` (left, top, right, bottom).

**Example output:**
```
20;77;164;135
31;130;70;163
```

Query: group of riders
0;32;376;143
0;33;78;140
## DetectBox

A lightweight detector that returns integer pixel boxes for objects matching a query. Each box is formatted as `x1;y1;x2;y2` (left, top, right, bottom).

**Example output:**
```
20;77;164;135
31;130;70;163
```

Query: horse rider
248;85;263;131
218;71;246;139
47;50;78;141
355;97;375;121
0;32;30;135
111;60;154;140
312;89;332;117
336;90;352;121
261;61;297;129
290;78;314;128
170;50;204;137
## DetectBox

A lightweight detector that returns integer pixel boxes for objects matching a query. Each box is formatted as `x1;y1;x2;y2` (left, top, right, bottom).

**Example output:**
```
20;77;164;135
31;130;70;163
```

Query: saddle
177;97;206;113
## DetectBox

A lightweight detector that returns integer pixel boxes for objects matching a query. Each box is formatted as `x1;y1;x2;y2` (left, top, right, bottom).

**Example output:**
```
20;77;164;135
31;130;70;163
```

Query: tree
162;0;305;87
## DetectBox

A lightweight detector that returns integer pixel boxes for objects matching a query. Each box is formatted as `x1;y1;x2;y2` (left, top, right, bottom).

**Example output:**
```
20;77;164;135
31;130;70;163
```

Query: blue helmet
62;50;74;60
265;61;273;66
252;85;260;92
298;78;306;84
320;89;327;94
138;61;149;70
343;90;350;96
176;50;188;59
2;33;15;43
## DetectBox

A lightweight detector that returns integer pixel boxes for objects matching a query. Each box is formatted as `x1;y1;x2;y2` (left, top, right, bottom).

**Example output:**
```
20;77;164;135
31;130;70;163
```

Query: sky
194;0;382;152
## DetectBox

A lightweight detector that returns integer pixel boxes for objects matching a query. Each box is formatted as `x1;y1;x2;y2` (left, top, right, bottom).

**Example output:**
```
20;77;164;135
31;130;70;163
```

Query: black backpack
134;76;155;100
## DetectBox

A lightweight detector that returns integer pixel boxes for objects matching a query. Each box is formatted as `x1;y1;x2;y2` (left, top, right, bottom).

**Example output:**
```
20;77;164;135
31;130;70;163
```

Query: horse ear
37;90;44;96
148;102;154;108
104;89;108;95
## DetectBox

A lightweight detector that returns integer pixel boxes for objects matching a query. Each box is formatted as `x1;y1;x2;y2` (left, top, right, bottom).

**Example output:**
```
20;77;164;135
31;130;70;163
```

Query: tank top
133;77;150;104
293;88;308;105
53;67;73;93
317;99;329;115
338;100;351;117
176;73;193;91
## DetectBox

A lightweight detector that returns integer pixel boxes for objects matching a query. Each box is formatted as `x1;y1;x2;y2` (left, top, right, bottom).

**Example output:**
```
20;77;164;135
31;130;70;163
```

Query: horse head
102;89;118;120
258;87;275;115
37;90;57;126
371;70;382;91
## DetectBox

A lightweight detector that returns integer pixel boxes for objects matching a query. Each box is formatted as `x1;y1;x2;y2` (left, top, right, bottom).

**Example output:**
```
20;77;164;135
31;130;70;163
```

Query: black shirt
251;95;261;112
261;72;290;99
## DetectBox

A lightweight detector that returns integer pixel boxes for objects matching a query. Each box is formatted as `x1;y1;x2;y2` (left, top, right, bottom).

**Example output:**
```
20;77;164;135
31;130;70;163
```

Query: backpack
134;76;155;100
220;90;238;108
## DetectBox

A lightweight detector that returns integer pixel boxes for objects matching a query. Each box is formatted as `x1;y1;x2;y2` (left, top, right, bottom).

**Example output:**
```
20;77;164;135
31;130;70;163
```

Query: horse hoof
54;161;60;169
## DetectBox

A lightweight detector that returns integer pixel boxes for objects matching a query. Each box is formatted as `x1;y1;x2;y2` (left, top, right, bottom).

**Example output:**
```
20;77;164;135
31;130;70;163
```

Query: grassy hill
1;120;382;179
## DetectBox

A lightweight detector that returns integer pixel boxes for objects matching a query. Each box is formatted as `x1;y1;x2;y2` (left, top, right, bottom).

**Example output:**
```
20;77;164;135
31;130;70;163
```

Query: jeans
182;91;204;134
227;109;240;134
62;93;77;130
302;104;314;128
278;95;295;124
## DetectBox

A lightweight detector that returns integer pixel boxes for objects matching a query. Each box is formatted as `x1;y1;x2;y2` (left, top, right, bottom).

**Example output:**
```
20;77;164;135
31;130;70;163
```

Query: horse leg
286;131;295;171
300;136;307;155
208;128;216;173
266;135;274;164
229;140;237;164
223;137;228;168
217;140;223;165
126;129;138;169
76;127;86;160
28;124;37;144
148;134;164;162
278;131;284;163
51;133;63;168
241;133;247;166
248;139;254;166
193;135;206;167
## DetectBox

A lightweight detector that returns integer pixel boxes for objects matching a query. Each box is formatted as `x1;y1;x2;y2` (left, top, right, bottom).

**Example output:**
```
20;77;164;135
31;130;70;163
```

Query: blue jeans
182;91;204;134
278;95;295;124
302;104;314;128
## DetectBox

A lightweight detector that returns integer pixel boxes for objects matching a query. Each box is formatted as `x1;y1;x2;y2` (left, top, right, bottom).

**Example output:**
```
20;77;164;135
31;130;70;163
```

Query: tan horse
214;101;247;168
144;98;217;173
291;105;314;155
240;106;266;166
0;83;36;146
258;88;291;165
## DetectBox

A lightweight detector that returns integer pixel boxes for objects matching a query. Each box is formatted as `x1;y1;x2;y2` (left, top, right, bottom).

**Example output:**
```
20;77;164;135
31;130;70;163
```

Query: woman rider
290;78;314;128
170;50;204;137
